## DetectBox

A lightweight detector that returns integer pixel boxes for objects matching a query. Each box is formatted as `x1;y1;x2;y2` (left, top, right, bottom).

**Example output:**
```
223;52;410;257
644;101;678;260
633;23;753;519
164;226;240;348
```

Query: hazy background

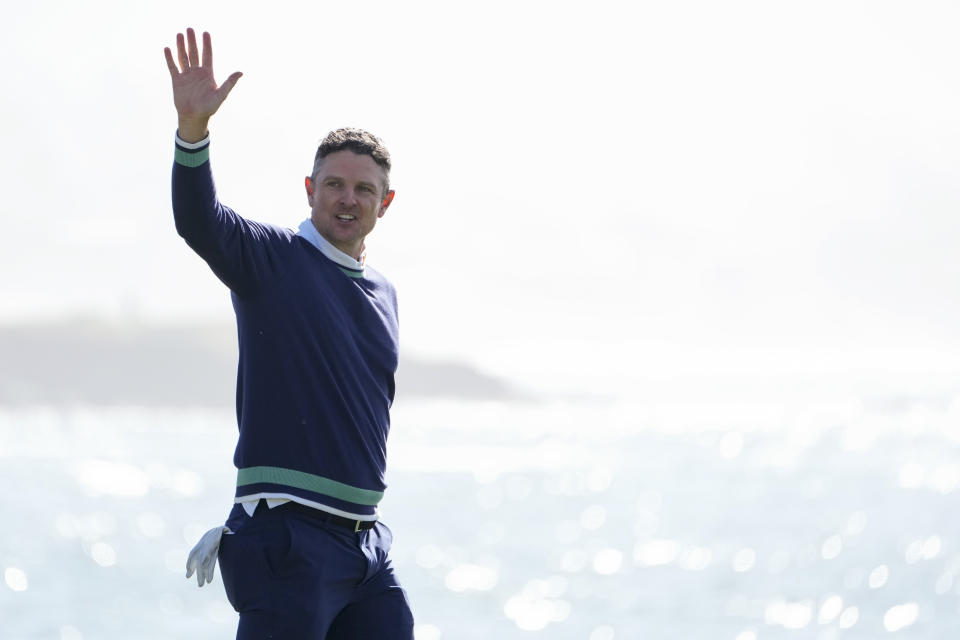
3;0;959;385
3;1;960;638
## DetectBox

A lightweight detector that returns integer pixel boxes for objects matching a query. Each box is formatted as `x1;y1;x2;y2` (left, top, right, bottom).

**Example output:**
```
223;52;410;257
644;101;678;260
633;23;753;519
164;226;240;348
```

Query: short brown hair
312;128;392;195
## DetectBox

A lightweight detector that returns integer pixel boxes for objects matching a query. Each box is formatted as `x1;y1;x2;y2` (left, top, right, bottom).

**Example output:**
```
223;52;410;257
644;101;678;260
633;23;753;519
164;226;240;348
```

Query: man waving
165;28;413;639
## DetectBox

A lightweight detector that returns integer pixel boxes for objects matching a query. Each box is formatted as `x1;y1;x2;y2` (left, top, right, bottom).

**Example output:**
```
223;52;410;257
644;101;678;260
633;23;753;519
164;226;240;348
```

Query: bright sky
4;0;960;392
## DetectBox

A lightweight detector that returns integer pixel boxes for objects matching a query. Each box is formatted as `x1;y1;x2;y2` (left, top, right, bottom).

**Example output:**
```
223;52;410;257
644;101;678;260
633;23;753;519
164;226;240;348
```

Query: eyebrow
322;175;380;191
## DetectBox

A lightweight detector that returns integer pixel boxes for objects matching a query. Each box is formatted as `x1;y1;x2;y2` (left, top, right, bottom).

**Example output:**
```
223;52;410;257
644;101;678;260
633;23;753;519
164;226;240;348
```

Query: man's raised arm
164;29;278;298
163;28;242;142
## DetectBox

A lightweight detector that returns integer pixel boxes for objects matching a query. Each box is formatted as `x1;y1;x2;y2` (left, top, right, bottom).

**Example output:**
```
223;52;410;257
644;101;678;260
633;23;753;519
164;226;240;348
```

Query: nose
338;187;358;208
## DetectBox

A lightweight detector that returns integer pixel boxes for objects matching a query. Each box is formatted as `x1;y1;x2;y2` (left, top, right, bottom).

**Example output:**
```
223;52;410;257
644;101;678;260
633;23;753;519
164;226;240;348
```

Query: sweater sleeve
171;134;291;297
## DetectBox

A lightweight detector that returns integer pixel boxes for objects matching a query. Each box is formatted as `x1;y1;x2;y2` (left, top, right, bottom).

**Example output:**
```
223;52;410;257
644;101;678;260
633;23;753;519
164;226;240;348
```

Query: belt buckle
354;519;361;533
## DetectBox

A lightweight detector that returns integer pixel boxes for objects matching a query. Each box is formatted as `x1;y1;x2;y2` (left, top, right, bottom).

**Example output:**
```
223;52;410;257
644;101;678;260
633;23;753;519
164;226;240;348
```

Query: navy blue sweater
172;137;399;518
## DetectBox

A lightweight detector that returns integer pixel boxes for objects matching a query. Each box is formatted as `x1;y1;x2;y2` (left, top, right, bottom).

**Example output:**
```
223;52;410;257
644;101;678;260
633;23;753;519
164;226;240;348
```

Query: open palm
164;29;241;137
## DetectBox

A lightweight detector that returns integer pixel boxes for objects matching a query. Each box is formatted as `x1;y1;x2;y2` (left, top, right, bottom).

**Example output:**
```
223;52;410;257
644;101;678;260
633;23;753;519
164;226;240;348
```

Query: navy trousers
218;502;414;639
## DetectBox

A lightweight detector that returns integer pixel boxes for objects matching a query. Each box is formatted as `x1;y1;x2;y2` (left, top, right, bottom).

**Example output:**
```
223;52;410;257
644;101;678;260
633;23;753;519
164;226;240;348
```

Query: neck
327;237;363;262
301;220;365;266
336;242;364;262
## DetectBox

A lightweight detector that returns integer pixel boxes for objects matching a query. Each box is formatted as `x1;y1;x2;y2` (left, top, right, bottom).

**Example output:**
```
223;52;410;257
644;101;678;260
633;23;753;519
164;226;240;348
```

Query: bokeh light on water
4;567;28;592
2;387;960;638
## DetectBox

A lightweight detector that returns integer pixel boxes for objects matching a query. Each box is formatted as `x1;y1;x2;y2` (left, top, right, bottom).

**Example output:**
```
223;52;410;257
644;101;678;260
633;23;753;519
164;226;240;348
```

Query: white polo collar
297;219;365;273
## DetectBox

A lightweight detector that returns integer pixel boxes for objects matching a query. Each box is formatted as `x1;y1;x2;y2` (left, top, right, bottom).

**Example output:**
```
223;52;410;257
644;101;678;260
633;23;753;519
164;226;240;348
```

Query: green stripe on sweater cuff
237;466;384;505
175;146;210;168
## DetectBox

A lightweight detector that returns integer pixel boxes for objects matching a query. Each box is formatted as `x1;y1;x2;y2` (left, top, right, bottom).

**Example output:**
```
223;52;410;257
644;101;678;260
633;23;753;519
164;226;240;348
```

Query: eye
359;185;376;194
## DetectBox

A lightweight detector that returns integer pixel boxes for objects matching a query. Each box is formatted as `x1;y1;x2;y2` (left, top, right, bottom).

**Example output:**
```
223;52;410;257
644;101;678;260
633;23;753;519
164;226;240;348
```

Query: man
164;28;414;639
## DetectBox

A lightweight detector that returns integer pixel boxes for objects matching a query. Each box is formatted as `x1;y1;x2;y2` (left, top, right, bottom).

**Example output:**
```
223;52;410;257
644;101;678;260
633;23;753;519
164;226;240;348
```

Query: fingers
163;47;179;77
185;548;199;578
176;32;188;71
202;31;213;68
186;550;213;587
169;29;219;74
184;526;226;587
187;28;200;67
202;558;216;585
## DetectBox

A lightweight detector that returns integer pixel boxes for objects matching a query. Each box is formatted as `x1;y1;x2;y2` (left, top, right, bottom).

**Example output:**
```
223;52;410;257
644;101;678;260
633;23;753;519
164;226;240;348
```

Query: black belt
271;499;377;531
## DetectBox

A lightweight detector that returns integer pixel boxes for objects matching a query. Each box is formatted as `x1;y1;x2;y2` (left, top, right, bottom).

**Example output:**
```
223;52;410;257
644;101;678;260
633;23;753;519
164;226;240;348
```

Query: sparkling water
2;383;959;639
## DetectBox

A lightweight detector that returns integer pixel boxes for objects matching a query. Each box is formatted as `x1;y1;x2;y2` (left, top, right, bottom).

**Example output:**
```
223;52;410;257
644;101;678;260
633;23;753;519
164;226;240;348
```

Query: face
305;150;394;260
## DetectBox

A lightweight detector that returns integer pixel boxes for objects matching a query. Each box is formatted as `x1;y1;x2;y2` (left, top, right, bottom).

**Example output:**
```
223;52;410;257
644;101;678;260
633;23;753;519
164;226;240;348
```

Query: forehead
314;149;387;185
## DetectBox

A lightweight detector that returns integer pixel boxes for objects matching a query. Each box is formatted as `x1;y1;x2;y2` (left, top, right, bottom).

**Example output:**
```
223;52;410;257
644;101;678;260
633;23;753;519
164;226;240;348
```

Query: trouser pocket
218;516;295;612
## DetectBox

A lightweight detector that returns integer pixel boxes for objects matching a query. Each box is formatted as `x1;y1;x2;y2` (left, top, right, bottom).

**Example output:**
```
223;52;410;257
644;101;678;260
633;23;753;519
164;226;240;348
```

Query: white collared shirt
296;218;366;273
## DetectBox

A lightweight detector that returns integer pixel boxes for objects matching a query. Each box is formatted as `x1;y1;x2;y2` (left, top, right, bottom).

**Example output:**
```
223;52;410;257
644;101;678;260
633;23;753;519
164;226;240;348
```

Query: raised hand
164;29;242;142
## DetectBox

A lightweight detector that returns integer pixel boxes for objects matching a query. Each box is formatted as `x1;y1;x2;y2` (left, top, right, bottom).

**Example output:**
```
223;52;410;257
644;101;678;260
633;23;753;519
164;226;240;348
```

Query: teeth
336;215;355;221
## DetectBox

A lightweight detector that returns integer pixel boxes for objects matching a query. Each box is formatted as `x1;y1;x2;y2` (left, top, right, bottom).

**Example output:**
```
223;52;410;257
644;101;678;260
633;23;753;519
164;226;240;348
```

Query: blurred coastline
0;317;523;407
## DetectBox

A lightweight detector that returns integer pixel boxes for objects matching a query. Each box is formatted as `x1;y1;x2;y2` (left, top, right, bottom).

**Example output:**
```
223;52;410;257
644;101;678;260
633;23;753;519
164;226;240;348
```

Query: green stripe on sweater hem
237;466;383;505
175;146;210;168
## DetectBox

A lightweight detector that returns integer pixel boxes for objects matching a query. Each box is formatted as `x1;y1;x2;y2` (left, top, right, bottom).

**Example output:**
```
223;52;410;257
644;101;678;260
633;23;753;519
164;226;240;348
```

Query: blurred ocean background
5;0;960;638
2;329;960;639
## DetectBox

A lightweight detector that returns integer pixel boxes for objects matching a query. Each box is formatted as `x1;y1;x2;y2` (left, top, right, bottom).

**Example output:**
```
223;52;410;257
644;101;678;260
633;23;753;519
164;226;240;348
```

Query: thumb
218;71;243;99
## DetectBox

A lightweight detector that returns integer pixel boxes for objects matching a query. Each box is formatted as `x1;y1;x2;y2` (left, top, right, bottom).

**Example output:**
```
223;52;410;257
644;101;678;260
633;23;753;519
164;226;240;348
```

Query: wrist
177;117;210;143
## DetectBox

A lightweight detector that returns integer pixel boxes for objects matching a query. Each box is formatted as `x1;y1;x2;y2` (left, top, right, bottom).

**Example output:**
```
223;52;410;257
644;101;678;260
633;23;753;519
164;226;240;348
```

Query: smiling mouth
336;214;356;221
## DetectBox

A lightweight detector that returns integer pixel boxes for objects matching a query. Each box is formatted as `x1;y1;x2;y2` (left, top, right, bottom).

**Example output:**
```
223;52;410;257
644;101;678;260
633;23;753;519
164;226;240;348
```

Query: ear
378;190;395;218
304;176;314;205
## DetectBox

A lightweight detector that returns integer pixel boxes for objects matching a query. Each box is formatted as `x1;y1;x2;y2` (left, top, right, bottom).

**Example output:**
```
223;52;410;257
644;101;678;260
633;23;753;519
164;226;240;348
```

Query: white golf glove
185;525;231;587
